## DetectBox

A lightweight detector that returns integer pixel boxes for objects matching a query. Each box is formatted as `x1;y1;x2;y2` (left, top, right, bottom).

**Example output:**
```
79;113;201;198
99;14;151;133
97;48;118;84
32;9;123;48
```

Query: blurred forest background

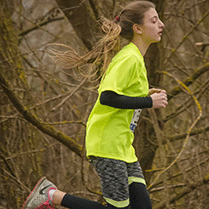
0;0;209;208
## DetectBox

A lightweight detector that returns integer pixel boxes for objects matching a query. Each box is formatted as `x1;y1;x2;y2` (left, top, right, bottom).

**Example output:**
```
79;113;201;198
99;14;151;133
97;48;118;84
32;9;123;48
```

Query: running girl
22;1;167;209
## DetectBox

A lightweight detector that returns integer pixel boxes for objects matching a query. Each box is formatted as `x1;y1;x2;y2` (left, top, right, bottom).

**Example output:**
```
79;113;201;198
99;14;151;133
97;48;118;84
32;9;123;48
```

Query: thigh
90;157;129;207
127;161;146;185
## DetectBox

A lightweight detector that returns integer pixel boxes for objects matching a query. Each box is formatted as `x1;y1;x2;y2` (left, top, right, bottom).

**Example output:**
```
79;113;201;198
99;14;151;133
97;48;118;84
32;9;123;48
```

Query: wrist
147;96;153;108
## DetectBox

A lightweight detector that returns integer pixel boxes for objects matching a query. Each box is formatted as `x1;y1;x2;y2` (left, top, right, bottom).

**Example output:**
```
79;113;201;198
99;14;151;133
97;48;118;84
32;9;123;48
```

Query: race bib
130;109;142;132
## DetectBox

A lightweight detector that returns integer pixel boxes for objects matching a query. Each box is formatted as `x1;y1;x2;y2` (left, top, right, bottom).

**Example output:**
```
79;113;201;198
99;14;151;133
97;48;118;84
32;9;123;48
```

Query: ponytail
49;18;121;81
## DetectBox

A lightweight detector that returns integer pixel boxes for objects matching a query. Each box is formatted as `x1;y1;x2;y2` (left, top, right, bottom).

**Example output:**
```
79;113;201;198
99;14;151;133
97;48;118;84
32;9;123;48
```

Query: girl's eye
152;18;157;24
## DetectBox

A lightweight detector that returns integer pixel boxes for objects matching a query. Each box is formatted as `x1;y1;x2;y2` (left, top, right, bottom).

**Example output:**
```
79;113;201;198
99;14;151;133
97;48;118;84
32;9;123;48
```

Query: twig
51;78;87;111
164;11;209;66
148;72;202;190
150;183;186;193
163;77;209;122
164;62;209;100
41;120;86;127
0;71;83;156
62;0;87;11
0;168;30;193
148;157;209;191
166;125;209;142
154;174;209;209
19;17;65;37
195;42;209;51
148;109;170;207
0;143;58;161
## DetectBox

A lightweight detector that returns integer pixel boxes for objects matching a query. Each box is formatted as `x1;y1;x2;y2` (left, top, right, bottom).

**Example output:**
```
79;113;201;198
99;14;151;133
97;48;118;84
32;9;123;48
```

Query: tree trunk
55;0;101;50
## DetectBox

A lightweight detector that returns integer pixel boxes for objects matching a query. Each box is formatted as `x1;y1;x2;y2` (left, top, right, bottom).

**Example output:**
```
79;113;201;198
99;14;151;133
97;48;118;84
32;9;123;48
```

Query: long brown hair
49;1;155;81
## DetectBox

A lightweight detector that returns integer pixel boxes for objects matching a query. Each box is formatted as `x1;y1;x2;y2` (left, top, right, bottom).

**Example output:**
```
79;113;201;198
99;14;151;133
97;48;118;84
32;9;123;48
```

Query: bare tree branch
167;125;209;142
154;174;209;209
163;77;209;122
162;62;209;100
19;17;65;37
148;71;203;190
163;10;209;66
196;42;209;51
0;71;83;157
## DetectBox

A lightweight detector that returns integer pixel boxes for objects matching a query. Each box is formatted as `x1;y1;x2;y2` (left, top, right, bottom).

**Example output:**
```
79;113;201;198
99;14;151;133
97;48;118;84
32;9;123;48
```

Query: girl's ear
133;24;142;34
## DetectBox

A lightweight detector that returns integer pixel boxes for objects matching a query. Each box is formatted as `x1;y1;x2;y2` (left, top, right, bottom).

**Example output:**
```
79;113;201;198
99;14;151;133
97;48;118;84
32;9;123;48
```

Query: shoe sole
22;176;47;209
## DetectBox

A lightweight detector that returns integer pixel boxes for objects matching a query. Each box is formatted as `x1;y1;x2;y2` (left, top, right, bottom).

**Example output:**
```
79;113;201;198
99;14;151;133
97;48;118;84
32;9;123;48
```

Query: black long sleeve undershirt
100;91;153;109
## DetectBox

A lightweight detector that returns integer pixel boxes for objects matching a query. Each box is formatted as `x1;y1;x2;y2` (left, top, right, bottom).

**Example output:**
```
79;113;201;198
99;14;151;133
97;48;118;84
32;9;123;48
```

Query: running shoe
22;176;57;209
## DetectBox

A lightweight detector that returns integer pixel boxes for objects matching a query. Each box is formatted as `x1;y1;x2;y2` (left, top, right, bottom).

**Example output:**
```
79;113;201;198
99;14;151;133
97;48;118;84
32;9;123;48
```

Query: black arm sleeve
100;91;153;109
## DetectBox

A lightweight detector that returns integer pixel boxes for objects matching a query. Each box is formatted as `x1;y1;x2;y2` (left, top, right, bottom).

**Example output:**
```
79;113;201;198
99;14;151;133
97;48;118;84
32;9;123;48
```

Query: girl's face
139;8;164;44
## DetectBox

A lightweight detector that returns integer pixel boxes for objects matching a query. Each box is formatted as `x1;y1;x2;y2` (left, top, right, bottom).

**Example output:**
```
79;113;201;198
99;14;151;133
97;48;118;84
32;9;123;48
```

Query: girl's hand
150;90;168;108
148;88;163;96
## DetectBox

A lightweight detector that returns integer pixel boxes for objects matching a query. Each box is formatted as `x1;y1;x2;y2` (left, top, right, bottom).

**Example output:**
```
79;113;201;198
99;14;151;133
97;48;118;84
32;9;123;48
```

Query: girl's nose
159;20;164;28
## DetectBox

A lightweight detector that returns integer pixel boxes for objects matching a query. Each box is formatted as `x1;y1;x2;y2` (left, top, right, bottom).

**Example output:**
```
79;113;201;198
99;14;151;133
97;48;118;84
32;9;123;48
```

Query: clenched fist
149;88;168;108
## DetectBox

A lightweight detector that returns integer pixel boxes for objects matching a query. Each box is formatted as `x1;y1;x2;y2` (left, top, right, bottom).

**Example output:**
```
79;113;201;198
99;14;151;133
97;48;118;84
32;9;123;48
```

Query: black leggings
61;182;152;209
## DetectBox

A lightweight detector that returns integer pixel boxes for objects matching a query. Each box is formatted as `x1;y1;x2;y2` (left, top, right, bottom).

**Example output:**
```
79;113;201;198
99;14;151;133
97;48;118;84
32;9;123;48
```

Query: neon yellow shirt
85;42;149;163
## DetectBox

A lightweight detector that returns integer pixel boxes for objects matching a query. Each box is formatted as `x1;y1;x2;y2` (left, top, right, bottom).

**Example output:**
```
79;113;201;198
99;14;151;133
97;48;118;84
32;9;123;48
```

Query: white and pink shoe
22;177;57;209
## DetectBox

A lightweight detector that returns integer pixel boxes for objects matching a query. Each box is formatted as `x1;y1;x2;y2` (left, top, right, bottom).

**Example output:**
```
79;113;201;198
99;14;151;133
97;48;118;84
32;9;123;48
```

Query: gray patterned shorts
90;157;146;207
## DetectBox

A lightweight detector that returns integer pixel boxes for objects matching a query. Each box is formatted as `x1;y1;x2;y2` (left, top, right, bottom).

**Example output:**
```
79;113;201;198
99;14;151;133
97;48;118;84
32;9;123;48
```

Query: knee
107;203;129;209
143;200;152;209
133;199;152;209
142;196;152;209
